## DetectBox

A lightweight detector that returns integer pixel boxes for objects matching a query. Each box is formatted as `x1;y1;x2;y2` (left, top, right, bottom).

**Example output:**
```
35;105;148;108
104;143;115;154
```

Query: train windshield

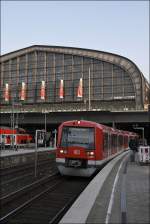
61;127;95;149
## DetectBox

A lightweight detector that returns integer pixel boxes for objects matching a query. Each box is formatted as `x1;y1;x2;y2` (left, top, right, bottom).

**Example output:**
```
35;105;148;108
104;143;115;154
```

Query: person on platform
1;136;5;150
129;138;139;162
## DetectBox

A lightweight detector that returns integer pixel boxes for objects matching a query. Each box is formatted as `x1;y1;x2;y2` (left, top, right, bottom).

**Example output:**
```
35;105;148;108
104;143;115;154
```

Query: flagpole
89;67;91;111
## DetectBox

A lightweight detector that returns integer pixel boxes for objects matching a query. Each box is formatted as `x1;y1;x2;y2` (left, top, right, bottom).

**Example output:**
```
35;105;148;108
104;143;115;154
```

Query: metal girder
0;111;149;125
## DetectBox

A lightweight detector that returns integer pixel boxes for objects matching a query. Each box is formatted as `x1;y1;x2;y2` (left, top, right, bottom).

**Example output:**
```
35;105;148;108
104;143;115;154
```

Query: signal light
77;121;81;124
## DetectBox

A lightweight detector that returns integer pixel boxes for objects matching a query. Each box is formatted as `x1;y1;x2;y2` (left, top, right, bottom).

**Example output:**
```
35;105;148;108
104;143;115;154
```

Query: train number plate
68;159;82;167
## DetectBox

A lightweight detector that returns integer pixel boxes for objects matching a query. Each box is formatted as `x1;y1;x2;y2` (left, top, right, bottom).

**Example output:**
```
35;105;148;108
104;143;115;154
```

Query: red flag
77;78;83;98
59;80;64;99
20;82;26;101
4;83;9;102
40;81;46;100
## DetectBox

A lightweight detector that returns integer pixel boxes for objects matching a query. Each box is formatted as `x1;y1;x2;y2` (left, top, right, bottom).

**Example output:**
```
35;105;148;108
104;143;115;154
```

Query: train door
97;128;103;160
108;133;112;157
10;134;16;146
124;135;129;150
0;134;5;149
6;134;11;145
116;134;119;152
103;132;109;158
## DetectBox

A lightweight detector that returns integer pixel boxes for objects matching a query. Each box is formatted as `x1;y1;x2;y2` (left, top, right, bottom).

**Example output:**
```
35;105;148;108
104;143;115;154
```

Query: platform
60;151;150;224
0;147;55;169
0;146;55;157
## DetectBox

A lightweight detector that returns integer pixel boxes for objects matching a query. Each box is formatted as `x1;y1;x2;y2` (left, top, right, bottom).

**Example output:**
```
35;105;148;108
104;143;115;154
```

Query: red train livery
0;126;33;147
56;120;138;177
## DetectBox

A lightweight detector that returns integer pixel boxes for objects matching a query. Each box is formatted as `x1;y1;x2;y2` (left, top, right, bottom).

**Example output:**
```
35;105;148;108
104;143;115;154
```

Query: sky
1;1;149;81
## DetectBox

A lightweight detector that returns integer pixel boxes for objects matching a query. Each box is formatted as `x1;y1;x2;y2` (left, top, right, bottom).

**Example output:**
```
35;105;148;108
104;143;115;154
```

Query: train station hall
0;45;150;142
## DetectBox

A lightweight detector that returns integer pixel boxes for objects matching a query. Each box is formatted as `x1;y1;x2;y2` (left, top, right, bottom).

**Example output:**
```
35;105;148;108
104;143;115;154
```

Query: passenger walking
1;136;5;150
129;138;139;162
15;144;18;151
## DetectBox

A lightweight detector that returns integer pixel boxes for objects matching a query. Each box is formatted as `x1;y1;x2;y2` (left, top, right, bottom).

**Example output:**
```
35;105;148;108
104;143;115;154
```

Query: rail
0;172;60;222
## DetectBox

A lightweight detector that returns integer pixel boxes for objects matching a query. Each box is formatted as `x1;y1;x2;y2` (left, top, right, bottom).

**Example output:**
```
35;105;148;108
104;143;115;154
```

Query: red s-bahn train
56;120;138;177
0;126;33;147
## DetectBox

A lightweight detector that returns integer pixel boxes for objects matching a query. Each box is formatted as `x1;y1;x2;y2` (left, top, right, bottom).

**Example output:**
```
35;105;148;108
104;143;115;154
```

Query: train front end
56;120;97;177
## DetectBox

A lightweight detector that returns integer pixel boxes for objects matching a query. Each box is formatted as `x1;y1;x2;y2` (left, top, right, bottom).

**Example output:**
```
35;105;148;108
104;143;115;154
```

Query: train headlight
60;149;68;154
90;151;94;156
87;151;95;156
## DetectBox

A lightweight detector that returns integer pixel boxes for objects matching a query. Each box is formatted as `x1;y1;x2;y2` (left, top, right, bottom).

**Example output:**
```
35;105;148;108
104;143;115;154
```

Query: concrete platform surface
60;152;150;224
0;147;55;157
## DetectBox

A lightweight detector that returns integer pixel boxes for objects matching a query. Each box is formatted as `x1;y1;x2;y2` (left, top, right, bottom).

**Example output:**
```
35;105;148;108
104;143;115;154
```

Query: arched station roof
1;45;149;110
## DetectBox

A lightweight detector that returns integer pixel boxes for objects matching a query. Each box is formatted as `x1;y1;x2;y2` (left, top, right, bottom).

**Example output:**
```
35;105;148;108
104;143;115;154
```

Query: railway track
1;158;57;197
0;172;61;221
0;154;55;180
0;154;123;224
0;174;89;224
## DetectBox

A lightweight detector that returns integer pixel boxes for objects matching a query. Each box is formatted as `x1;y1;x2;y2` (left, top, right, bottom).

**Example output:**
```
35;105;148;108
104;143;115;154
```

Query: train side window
112;134;117;148
104;133;108;152
119;135;123;148
124;136;128;146
115;135;117;148
119;136;121;147
109;134;111;153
